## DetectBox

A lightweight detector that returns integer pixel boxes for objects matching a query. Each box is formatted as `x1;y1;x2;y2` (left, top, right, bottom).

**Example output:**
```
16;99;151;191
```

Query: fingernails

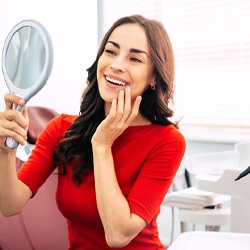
20;140;26;146
19;99;25;104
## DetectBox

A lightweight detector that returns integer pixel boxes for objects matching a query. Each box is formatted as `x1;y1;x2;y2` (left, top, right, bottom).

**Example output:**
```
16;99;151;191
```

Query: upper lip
104;74;130;86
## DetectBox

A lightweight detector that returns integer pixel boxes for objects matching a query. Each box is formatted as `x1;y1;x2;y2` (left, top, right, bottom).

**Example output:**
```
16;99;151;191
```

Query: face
97;23;155;105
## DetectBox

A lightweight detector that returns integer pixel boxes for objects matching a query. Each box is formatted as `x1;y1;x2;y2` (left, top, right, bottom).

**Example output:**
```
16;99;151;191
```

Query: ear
149;82;156;90
148;72;156;89
149;78;156;88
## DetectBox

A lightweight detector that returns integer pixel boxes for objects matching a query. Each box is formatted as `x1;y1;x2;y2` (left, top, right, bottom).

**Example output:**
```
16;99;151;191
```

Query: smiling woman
0;15;185;249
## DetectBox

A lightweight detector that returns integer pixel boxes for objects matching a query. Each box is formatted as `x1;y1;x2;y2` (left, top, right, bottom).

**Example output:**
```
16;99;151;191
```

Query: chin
100;93;117;103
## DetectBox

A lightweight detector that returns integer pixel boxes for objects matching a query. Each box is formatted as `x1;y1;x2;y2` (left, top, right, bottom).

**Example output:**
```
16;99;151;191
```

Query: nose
110;56;126;72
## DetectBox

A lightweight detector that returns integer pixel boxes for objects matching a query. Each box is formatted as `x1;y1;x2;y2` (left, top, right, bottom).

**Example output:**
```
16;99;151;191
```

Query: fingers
4;93;25;110
115;90;125;121
92;88;142;147
22;106;29;131
106;87;141;126
0;94;28;147
0;110;28;145
125;95;142;124
123;87;132;116
3;93;27;127
122;87;141;124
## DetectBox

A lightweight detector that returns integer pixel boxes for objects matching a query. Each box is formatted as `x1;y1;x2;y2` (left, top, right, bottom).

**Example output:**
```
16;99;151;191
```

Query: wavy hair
53;15;175;185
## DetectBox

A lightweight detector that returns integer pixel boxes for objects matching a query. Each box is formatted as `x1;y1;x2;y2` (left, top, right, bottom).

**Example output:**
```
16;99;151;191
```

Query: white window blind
99;0;250;128
99;0;163;36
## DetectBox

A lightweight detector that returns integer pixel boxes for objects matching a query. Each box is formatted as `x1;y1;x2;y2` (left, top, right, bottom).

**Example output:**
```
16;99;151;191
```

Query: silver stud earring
151;85;156;90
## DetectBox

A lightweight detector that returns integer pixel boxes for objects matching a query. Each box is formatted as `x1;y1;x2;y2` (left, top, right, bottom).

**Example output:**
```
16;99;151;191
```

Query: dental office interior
0;0;250;249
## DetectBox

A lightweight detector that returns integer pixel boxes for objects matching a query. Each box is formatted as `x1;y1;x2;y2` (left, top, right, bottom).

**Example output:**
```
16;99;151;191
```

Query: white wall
0;0;98;115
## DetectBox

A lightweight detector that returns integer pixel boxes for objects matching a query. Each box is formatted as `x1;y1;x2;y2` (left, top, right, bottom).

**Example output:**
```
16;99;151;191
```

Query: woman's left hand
91;87;142;147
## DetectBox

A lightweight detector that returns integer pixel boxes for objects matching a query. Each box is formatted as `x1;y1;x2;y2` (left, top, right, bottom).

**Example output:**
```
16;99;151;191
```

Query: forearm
0;150;31;216
93;146;145;247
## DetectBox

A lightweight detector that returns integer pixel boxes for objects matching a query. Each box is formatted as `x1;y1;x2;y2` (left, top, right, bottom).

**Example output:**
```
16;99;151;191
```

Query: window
99;0;250;129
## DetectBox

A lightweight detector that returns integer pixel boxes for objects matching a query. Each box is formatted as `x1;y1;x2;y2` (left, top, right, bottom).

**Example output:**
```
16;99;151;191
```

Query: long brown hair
53;15;175;185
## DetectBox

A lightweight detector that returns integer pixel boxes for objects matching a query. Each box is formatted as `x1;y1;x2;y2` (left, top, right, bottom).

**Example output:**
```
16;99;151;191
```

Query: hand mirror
2;19;53;149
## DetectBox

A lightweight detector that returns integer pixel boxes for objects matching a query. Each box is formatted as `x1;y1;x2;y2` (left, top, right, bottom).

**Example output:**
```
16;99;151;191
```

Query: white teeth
106;76;126;86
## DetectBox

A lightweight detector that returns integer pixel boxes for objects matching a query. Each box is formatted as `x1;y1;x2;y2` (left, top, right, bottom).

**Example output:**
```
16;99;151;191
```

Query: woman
0;15;185;249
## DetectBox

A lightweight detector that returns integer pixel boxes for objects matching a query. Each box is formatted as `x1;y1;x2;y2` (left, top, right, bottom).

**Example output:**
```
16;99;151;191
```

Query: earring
151;85;156;90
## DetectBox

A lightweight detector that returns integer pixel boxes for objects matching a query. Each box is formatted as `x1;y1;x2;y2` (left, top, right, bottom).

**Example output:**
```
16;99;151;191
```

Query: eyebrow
107;40;148;57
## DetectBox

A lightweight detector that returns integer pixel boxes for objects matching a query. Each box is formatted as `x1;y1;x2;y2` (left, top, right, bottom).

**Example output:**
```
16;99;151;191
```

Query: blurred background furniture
164;186;231;232
168;231;250;250
196;141;250;234
163;140;250;246
163;157;231;245
0;106;68;250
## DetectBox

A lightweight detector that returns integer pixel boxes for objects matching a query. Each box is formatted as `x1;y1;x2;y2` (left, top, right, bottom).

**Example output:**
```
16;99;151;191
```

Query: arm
0;94;32;216
91;88;146;248
92;146;147;248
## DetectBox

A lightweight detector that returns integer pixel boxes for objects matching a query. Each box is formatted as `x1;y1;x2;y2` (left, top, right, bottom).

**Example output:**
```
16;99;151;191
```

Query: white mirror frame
2;19;53;102
2;19;53;149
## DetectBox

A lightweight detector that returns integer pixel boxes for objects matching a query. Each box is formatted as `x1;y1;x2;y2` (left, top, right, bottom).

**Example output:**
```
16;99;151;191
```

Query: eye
104;49;116;55
130;57;142;63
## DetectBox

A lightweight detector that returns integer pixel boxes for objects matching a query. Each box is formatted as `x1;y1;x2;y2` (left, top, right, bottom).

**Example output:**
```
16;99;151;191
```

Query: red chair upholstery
27;106;59;144
0;106;68;250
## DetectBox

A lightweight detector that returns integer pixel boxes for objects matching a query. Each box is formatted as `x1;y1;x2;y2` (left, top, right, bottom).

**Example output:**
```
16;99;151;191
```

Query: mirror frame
2;19;53;150
2;19;53;103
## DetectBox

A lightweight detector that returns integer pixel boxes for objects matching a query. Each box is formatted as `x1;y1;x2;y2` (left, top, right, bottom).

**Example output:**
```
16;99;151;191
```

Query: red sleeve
17;114;76;195
127;126;186;223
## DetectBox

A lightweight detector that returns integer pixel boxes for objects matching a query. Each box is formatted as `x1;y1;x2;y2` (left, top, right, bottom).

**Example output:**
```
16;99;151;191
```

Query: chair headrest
27;106;59;144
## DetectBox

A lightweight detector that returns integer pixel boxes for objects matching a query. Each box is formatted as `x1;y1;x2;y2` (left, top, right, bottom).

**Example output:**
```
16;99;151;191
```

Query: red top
18;114;186;249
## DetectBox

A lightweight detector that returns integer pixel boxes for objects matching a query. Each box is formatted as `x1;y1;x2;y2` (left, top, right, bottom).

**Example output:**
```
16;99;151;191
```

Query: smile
105;76;128;86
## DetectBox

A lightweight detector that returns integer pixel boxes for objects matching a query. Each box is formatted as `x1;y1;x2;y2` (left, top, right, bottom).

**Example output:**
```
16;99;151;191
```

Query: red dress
18;114;186;249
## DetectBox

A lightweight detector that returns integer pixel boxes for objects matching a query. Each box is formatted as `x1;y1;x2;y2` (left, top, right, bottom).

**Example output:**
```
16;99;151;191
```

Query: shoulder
137;124;185;143
153;124;184;136
151;124;186;150
136;124;186;161
125;124;186;152
43;114;78;140
158;124;185;143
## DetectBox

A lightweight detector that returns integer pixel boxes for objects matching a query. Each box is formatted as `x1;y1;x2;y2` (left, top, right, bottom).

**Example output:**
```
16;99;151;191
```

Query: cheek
131;83;150;99
96;60;102;81
130;74;151;97
134;73;151;89
97;54;107;77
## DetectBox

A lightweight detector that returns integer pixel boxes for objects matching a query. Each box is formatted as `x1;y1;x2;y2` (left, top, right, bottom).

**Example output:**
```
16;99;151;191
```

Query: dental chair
0;106;68;250
162;151;233;245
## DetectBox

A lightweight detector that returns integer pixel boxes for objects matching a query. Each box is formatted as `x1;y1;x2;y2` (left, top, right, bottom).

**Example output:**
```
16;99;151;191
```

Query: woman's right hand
0;93;29;152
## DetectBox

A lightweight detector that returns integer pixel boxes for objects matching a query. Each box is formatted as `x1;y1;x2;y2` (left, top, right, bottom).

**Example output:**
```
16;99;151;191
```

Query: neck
131;113;151;126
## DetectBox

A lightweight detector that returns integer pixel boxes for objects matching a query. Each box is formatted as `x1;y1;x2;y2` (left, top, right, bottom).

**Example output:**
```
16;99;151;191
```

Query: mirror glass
2;19;53;149
6;26;46;89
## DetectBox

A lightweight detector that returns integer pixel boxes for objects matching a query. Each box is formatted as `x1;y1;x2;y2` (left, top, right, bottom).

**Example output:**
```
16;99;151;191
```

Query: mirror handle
5;104;25;150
